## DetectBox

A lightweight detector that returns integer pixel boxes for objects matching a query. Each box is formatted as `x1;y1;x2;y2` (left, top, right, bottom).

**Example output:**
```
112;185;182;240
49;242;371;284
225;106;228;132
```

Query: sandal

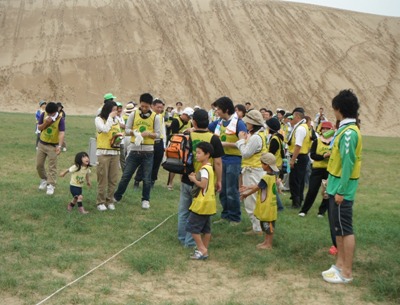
190;250;208;260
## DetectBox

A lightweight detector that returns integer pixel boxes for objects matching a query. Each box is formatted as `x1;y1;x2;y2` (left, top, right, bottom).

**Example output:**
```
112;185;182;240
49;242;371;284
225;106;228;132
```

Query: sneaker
38;179;47;190
167;184;173;191
298;212;306;217
322;265;341;277
141;200;150;209
323;271;353;284
329;245;338;255
317;214;324;218
46;184;55;195
78;206;89;214
97;204;107;211
213;218;228;225
108;204;116;210
190;250;208;260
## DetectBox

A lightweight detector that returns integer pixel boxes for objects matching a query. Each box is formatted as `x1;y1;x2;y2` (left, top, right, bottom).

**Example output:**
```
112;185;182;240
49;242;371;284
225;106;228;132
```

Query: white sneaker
298;212;306;217
322;265;341;277
97;204;107;211
39;179;47;190
46;184;55;195
141;200;150;209
108;204;115;210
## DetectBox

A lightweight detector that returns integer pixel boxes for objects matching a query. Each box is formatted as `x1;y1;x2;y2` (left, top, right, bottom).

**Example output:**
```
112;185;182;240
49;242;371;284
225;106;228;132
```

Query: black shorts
260;221;276;235
70;185;82;197
186;212;211;234
330;196;354;236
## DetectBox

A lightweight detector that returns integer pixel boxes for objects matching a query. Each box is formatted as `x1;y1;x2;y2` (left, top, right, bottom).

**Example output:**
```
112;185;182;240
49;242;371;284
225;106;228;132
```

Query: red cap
321;121;333;129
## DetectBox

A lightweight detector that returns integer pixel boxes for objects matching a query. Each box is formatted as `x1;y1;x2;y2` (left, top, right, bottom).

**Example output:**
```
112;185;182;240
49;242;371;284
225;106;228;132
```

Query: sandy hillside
0;0;399;136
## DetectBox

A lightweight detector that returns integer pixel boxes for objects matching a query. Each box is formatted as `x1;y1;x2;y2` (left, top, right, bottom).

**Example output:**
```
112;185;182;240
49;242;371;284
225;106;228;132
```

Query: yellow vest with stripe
312;138;331;169
219;122;241;156
190;131;214;173
97;119;121;150
241;132;268;168
288;123;311;154
189;164;216;215
130;110;157;145
158;114;165;139
254;173;277;222
327;124;362;179
270;134;283;168
40;112;61;144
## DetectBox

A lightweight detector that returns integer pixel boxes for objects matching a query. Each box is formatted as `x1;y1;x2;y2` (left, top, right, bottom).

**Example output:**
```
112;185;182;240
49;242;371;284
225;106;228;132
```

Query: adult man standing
177;109;224;247
209;97;247;225
322;90;362;284
113;93;160;209
36;102;65;195
287;107;311;208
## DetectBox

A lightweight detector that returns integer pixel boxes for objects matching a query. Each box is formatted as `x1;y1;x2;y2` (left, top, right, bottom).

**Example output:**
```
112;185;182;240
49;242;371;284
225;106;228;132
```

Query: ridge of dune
0;0;399;136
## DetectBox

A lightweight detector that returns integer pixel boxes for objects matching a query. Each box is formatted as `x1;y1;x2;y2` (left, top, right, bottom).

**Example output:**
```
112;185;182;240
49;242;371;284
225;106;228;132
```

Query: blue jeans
114;151;154;202
177;183;196;247
219;162;241;222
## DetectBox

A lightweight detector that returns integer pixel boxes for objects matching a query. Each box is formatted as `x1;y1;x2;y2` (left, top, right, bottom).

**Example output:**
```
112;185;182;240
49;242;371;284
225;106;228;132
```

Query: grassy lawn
0;112;399;305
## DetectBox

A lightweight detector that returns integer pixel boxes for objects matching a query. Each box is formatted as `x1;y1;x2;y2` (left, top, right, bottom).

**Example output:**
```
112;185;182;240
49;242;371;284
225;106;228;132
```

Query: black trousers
289;154;309;207
134;141;165;182
300;167;329;214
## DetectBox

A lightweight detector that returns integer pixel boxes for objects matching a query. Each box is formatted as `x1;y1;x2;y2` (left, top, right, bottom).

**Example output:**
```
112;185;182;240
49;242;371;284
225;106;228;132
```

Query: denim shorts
260;221;276;235
70;185;82;197
186;212;211;234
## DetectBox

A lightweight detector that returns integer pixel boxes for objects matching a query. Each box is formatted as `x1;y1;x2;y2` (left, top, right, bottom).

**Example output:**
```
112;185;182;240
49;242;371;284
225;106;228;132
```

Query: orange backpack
162;134;191;174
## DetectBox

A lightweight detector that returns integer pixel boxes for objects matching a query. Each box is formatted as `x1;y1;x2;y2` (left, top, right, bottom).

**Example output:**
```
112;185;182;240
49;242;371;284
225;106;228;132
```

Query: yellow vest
270;134;283;168
241;132;268;168
219;122;241;156
39;112;61;144
189;164;216;215
254;173;277;222
280;122;288;142
131;110;157;145
288;123;311;154
177;116;192;133
312;138;331;169
190;131;214;172
158;114;165;139
97;119;121;150
327;125;362;179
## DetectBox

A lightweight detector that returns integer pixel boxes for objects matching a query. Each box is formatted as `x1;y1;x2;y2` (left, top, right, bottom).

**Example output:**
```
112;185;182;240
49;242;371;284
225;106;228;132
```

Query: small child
187;142;216;260
60;152;91;214
240;152;279;250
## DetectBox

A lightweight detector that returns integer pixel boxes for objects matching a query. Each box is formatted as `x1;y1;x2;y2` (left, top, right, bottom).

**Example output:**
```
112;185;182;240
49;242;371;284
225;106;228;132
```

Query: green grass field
0;112;399;305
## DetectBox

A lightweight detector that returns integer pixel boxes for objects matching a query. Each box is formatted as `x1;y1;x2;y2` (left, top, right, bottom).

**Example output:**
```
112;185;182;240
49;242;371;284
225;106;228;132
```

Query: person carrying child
240;153;279;250
60;152;91;214
186;142;216;260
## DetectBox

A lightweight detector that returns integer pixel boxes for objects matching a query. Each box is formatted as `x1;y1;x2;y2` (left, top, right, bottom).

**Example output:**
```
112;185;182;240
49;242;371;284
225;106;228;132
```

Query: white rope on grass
35;212;177;305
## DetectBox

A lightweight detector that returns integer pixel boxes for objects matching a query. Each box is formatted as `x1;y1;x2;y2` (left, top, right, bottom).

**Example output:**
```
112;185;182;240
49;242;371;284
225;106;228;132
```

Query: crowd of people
34;89;362;284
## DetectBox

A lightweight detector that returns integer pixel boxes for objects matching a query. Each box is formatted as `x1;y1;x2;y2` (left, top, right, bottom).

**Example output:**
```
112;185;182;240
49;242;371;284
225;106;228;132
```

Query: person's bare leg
339;234;355;278
202;233;211;249
192;234;207;255
257;234;273;249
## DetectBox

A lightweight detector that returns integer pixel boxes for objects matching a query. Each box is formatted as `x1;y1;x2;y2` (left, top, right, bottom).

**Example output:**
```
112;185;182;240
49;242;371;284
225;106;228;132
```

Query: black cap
266;117;280;132
292;107;305;115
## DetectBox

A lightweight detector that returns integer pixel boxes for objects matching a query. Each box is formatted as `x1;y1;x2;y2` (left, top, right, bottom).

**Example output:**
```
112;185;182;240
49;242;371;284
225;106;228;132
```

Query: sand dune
0;0;399;136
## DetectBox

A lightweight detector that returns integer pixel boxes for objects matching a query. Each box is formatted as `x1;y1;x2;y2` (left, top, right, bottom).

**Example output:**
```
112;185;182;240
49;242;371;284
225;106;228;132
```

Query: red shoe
329;246;338;255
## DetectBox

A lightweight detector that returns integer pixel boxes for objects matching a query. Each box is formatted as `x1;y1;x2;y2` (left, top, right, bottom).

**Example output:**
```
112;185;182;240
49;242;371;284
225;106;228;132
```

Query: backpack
162;134;191;174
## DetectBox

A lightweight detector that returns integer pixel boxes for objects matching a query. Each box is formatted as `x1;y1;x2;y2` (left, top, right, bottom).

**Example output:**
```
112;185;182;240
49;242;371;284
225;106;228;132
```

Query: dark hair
152;98;164;106
245;102;251;106
250;125;263;135
214;97;235;115
193;109;209;128
332;89;359;119
176;102;183;106
305;116;311;123
196;141;214;157
266;110;273;117
140;93;153;104
259;108;267;112
277;110;286;116
74;151;90;172
234;104;246;114
45;102;58;114
99;101;117;120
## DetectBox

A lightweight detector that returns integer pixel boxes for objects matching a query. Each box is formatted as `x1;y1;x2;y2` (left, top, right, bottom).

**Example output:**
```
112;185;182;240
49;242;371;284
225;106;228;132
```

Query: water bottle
282;158;290;174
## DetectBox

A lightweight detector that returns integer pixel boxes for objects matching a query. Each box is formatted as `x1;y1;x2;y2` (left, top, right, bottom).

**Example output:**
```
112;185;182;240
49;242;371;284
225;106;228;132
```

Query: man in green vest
322;89;362;284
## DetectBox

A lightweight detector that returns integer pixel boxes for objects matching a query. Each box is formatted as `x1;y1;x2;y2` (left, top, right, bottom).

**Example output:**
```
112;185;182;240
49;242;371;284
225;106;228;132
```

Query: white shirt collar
339;118;356;128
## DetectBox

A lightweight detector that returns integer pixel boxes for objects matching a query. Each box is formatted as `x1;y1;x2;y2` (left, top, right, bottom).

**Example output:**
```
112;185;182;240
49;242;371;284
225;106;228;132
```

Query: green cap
104;93;116;100
116;102;122;107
